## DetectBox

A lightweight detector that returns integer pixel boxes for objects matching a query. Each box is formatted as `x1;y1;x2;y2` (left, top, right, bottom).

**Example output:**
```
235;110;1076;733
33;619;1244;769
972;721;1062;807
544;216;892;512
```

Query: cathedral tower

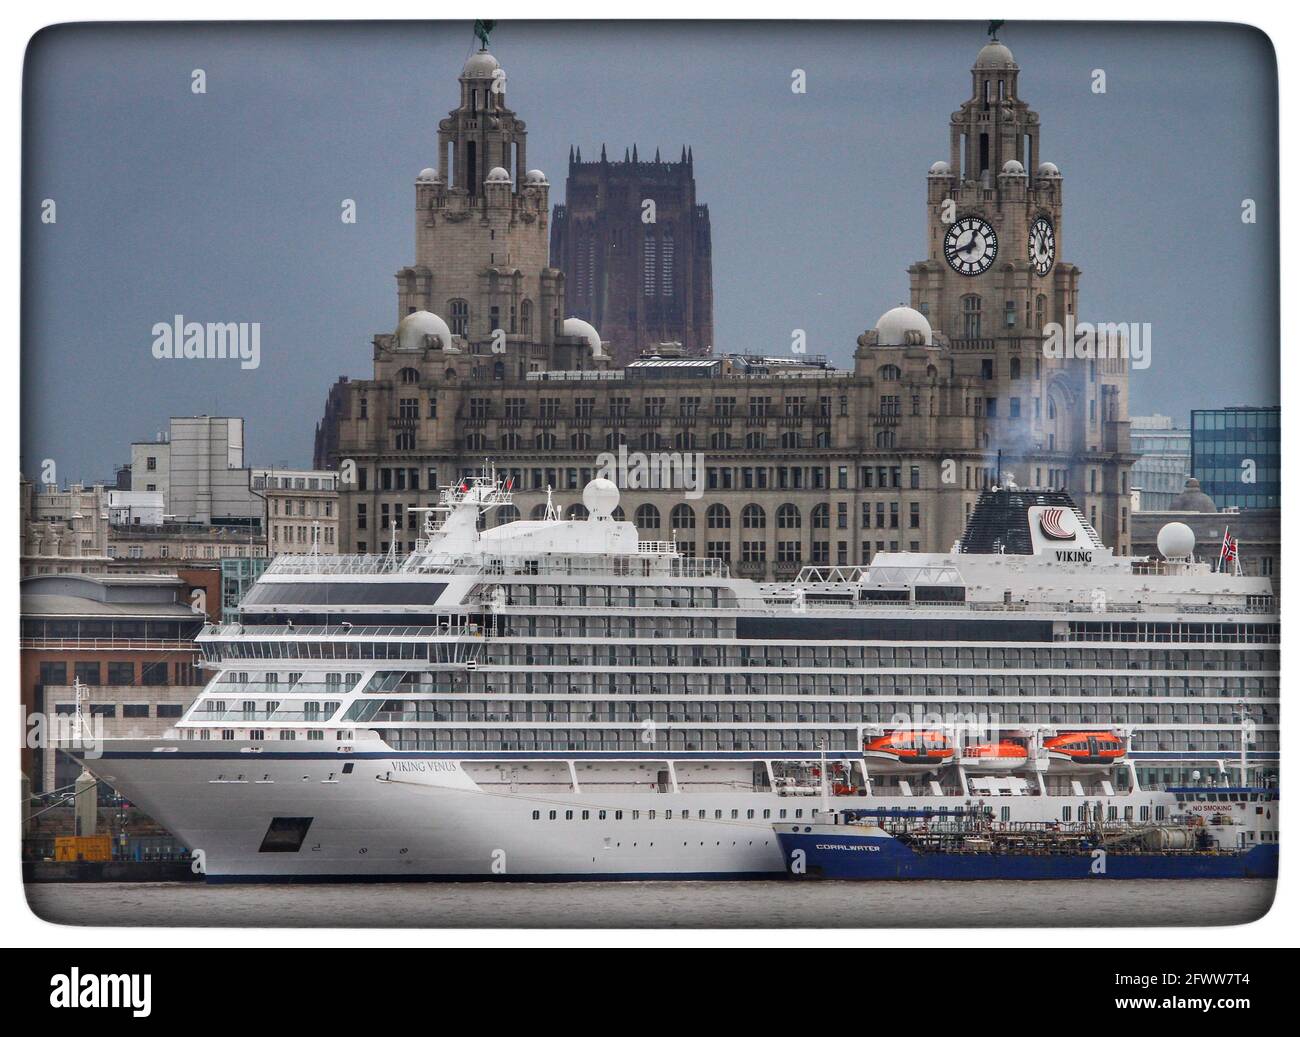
552;146;713;365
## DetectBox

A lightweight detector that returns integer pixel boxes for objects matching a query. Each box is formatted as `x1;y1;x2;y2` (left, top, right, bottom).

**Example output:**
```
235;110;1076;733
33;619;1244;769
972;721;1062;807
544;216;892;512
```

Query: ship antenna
818;736;830;815
387;518;400;568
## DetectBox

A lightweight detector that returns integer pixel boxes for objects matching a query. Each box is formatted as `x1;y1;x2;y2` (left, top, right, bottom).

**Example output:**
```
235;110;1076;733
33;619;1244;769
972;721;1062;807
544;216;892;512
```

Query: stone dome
485;166;512;184
874;305;933;347
562;317;603;358
524;169;549;185
416;167;437;181
928;160;952;176
395;310;452;352
975;41;1016;69
1000;159;1026;175
1170;477;1217;513
1037;161;1061;178
462;50;501;79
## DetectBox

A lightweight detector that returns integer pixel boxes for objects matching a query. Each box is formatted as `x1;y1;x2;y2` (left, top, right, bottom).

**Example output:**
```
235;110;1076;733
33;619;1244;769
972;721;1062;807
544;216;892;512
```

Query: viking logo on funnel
1038;507;1075;541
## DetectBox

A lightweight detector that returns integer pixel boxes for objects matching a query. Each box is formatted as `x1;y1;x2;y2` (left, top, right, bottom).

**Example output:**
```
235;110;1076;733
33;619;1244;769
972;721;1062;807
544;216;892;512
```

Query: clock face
944;216;998;276
1029;216;1056;276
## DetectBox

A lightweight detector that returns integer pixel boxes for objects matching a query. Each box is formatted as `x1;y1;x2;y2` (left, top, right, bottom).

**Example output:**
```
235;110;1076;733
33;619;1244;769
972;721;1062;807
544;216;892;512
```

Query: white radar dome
583;478;620;519
1156;521;1196;560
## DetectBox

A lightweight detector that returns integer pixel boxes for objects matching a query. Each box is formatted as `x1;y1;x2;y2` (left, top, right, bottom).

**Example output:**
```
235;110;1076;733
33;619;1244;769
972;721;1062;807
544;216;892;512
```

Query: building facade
316;35;1134;573
1191;405;1280;510
20;480;113;578
551;145;713;364
131;416;261;526
1129;414;1192;511
20;573;208;794
252;467;341;555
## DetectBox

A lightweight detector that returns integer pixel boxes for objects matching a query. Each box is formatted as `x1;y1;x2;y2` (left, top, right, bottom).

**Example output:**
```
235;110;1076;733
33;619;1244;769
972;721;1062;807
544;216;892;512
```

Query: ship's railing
200;621;484;639
19;636;199;652
405;552;728;580
265;553;402;576
795;565;870;584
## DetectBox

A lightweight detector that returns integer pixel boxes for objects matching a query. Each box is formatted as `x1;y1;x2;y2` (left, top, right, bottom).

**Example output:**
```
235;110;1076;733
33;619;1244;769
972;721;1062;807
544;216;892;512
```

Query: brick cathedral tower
907;30;1133;550
551;146;713;365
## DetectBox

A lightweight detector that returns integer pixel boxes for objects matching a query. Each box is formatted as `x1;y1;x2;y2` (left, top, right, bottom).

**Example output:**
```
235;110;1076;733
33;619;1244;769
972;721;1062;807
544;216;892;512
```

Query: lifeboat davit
1044;732;1127;770
962;741;1030;772
863;730;955;771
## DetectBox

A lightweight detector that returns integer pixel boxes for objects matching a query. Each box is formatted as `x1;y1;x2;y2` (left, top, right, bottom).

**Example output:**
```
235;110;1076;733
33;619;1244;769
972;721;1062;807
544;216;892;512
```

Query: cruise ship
71;472;1279;881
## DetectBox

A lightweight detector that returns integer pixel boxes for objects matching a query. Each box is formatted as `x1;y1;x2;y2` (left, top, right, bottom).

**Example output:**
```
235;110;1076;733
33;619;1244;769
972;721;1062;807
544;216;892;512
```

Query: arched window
398;367;420;384
640;431;663;450
495;504;520;526
706;503;731;529
535;432;556;450
742;504;766;529
567;503;589;520
611;506;625;521
671;503;696;529
605;430;627;450
530;503;549;520
465;433;486;450
811;503;830;529
878;364;902;382
875;430;896;448
448;299;469;337
500;433;520;450
962;295;982;339
492;360;505;380
1035;294;1047;330
635;504;661;530
570;432;591;450
776;503;801;529
519;299;533;338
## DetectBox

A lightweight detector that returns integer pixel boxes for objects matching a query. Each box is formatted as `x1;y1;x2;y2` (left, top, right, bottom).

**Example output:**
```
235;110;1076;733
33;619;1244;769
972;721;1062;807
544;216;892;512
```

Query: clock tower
908;30;1132;551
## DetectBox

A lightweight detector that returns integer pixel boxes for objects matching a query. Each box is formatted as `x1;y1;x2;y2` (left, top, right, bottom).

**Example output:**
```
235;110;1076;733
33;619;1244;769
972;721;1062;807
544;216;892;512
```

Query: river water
26;879;1275;928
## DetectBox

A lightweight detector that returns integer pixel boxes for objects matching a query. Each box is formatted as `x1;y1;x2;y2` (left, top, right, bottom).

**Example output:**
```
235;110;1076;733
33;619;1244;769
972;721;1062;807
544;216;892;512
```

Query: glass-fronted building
1191;406;1280;510
1130;415;1192;511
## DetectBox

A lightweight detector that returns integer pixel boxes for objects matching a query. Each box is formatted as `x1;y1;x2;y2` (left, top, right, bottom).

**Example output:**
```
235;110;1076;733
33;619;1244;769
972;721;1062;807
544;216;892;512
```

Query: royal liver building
315;33;1134;577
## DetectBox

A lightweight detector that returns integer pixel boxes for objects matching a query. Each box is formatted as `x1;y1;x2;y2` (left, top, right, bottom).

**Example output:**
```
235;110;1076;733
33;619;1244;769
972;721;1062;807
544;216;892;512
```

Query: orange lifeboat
863;730;955;770
1044;731;1126;769
962;741;1029;772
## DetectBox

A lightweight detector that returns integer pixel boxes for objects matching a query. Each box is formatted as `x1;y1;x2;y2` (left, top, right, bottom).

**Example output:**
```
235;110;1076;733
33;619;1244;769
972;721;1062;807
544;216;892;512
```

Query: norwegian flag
1219;528;1239;568
504;476;514;490
458;480;469;494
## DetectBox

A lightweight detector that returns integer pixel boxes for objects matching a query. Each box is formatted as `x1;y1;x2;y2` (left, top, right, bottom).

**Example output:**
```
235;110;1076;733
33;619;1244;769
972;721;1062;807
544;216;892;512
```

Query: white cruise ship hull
79;740;1175;882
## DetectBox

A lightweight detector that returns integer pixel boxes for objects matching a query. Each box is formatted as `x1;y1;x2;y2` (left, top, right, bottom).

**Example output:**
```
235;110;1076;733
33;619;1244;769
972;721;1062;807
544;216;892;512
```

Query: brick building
20;573;209;795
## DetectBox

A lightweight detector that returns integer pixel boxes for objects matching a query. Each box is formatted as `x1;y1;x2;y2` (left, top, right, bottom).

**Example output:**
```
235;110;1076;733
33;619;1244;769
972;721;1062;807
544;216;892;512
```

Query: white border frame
3;1;1294;949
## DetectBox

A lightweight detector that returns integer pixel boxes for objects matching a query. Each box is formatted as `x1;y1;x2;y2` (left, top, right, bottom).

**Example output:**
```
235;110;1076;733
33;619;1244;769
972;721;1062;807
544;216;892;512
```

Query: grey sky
22;20;1278;484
